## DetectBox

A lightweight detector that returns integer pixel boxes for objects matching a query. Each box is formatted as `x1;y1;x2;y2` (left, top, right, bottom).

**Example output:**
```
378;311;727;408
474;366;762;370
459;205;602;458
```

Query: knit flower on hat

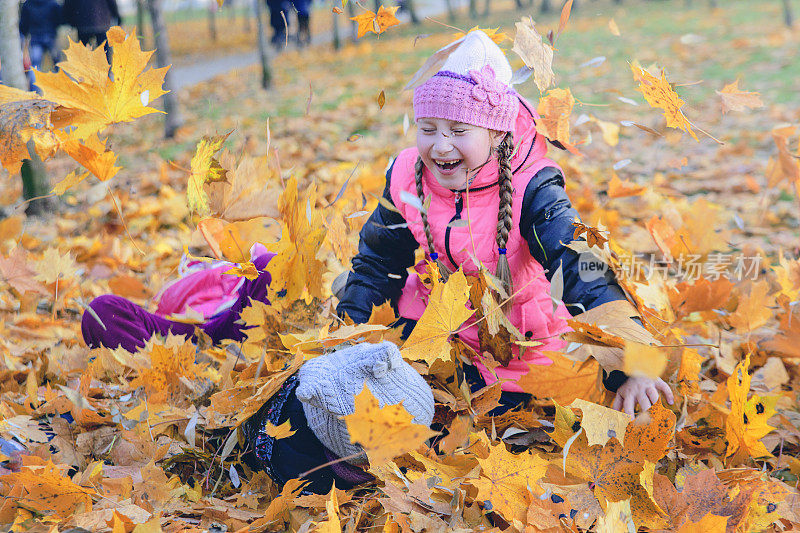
469;65;506;107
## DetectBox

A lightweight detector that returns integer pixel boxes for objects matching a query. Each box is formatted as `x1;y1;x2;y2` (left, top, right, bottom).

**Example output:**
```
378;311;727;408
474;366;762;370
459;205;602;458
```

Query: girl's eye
452;129;465;134
421;128;435;133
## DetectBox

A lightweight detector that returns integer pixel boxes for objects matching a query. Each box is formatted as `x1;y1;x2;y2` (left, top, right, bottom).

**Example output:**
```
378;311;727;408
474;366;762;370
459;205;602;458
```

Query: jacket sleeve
519;166;631;393
336;162;418;324
519;166;628;316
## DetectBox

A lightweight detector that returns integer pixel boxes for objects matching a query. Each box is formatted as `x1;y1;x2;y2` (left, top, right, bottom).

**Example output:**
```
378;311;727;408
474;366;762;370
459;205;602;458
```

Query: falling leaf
51;170;90;195
224;261;260;280
35;27;169;139
452;27;509;44
716;80;763;113
186;132;230;216
350;5;400;39
512;17;555;93
537;88;576;149
402;268;474;365
377;90;386;109
557;0;574;39
608;173;645;198
623;341;668;379
631;64;697;141
343;385;437;465
572;220;608;249
609;18;621;36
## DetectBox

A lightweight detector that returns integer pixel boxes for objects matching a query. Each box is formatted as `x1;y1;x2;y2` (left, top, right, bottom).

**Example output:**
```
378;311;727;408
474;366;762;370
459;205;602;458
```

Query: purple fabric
323;448;374;485
81;253;275;352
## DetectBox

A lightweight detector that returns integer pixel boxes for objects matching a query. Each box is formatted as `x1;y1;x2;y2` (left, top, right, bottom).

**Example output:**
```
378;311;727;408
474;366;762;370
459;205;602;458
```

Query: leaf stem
106;185;145;255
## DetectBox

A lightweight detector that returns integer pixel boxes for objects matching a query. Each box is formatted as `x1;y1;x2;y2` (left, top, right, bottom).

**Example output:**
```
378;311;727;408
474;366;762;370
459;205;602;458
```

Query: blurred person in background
62;0;121;60
18;0;63;92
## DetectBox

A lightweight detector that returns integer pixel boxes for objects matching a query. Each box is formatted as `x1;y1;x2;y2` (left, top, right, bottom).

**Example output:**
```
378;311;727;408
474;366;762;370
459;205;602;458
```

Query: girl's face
416;118;504;190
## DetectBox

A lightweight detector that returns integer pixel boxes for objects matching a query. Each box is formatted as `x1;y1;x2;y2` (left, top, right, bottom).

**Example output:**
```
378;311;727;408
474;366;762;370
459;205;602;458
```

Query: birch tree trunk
332;4;340;50
783;0;794;27
0;0;51;216
146;0;184;138
254;0;272;88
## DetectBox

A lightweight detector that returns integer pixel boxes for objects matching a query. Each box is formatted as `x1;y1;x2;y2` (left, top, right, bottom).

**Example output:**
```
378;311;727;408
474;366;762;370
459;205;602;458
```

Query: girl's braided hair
413;131;516;298
414;156;452;281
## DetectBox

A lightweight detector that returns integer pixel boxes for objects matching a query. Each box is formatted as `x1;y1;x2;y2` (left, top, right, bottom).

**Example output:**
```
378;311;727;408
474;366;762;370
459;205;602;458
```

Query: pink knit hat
413;31;519;132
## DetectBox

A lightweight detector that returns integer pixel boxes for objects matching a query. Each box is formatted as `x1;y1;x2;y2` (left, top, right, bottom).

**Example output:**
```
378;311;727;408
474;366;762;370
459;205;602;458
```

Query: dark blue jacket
19;0;63;45
337;161;631;391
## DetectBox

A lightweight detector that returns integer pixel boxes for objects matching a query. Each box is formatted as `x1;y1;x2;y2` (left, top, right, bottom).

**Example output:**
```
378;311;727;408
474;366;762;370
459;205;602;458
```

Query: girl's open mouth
434;159;462;171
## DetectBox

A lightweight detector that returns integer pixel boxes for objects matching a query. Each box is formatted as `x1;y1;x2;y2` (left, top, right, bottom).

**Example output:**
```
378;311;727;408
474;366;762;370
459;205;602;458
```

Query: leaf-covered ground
0;0;799;531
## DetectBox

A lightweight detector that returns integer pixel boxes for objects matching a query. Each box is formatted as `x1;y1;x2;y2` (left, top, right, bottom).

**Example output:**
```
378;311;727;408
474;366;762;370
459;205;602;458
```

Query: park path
171;0;452;90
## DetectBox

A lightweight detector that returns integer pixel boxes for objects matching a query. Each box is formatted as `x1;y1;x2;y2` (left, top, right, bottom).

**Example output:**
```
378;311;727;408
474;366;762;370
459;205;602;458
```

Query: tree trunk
146;0;184;138
0;0;52;216
513;0;523;8
469;0;477;17
782;0;794;27
347;0;357;41
483;0;490;16
208;5;218;40
332;4;340;50
708;0;717;7
243;0;252;33
445;0;455;21
136;0;148;48
253;0;272;87
540;0;551;12
405;0;419;24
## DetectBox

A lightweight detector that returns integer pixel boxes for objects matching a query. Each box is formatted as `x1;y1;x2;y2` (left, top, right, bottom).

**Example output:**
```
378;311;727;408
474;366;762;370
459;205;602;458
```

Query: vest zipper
444;192;463;268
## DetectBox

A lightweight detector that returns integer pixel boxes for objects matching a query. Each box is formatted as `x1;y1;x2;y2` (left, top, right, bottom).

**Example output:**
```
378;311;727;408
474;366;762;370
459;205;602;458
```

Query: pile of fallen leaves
0;3;799;531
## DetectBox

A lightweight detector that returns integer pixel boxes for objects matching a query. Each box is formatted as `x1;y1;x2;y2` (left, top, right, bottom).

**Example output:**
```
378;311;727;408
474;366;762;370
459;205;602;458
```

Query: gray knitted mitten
295;341;434;464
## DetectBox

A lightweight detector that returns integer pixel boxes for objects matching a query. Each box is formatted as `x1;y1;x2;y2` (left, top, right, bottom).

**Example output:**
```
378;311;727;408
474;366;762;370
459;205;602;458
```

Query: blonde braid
415;157;452;281
495;133;515;301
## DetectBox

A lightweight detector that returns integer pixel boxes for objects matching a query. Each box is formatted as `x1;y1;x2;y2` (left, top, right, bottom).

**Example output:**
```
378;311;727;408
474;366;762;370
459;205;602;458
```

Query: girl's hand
612;376;674;418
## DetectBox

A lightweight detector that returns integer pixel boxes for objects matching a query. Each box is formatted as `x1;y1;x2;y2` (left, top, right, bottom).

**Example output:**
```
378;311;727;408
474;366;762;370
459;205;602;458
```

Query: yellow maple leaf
453;27;509;44
51;170;90;196
343;385;437;465
34;248;78;284
469;440;549;522
130;337;203;404
630;64;697;141
350;11;377;39
264;420;296;439
264;177;327;303
401;268;474;366
57;132;120;182
35;27;169;139
725;353;776;461
0;461;96;519
187;133;230;216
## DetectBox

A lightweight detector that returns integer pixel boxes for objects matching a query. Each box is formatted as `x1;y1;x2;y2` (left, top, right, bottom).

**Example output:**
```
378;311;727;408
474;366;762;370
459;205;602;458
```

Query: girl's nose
432;133;454;155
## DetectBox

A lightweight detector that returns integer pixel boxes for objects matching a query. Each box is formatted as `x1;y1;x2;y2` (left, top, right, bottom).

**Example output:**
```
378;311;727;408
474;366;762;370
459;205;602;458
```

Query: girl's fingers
638;394;652;413
656;379;675;404
612;393;623;411
624;394;636;419
646;386;660;405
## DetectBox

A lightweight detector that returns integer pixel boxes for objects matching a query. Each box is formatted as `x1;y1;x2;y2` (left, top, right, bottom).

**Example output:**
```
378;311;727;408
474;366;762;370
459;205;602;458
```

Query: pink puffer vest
391;98;573;392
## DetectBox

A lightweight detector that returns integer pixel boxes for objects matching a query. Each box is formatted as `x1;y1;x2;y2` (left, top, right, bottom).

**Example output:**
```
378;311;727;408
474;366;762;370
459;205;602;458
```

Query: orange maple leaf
716;80;763;113
572;220;608;249
630;64;697;141
350;5;399;39
537;88;578;153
